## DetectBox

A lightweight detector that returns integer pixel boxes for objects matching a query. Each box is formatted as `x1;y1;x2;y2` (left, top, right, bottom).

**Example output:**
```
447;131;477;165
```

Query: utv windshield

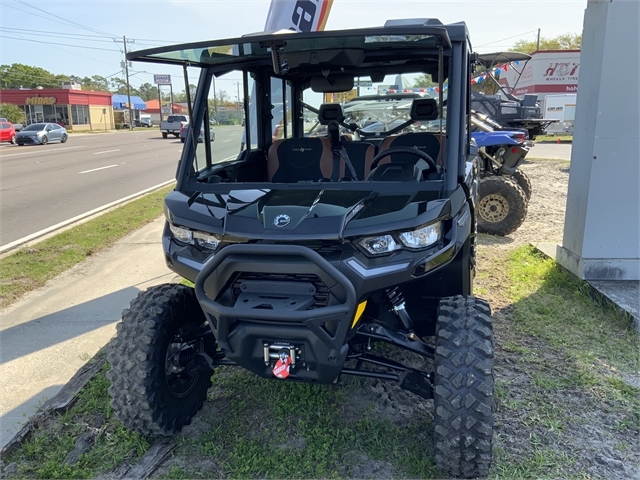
127;24;469;192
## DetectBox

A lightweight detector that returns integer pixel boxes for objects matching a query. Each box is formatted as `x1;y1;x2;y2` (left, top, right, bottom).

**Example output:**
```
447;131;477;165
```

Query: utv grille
254;241;343;257
232;272;330;309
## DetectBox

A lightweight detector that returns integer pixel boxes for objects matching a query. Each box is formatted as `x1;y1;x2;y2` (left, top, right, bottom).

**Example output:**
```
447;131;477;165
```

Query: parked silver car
16;123;68;146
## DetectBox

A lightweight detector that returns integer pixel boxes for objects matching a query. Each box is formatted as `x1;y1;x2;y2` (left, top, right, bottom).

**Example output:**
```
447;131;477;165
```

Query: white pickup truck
160;115;189;138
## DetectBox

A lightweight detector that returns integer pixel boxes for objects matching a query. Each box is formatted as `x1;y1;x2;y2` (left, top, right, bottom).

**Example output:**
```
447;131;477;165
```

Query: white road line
0;179;176;255
78;164;118;174
223;139;231;142
0;146;85;158
93;149;120;155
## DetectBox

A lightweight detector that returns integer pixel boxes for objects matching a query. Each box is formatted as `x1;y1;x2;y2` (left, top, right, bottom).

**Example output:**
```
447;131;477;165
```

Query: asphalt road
0;126;244;247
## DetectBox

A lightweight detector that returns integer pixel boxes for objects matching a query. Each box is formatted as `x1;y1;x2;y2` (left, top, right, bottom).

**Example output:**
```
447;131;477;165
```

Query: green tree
0;63;63;89
412;74;437;88
137;83;158;101
110;77;140;97
173;84;197;103
80;75;110;92
0;103;25;123
512;33;581;54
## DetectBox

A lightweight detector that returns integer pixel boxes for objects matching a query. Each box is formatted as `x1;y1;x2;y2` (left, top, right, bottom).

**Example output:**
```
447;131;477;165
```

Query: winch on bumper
194;244;357;383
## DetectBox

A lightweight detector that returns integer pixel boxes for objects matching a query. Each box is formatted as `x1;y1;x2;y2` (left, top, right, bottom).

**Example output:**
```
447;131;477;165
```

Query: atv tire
512;169;532;201
106;284;216;435
434;295;494;479
477;176;527;236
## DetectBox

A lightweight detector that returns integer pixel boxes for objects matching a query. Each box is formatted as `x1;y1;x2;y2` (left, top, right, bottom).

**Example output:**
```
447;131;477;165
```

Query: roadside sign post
154;75;172;124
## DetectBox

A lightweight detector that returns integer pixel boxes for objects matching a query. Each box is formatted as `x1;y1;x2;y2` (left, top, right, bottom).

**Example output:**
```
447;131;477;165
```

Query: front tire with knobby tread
477;175;527;236
106;284;215;435
434;295;494;479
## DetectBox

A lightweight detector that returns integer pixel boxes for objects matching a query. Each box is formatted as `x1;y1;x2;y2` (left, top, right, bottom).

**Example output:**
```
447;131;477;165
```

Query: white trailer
543;94;577;135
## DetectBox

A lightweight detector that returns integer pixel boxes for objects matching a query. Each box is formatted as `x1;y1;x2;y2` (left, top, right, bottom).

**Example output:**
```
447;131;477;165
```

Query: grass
4;361;150;479
506;245;639;375
0;185;173;309
534;134;573;143
3;244;638;478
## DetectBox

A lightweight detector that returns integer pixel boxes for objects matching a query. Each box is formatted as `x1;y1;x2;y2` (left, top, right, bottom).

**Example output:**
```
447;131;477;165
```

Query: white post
556;0;640;281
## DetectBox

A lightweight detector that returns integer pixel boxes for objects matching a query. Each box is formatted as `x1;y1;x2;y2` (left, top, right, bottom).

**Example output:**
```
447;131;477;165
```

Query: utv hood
167;187;453;241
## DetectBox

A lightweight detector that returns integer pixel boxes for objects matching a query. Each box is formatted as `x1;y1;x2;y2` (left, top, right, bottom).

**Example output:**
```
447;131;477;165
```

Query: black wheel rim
164;327;201;398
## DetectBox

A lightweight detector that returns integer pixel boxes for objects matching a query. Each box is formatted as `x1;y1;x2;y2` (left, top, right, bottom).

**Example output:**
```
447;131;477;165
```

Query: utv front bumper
194;244;357;383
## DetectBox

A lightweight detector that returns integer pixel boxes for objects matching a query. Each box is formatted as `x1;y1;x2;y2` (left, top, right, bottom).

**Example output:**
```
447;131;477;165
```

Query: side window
190;69;248;175
271;77;292;140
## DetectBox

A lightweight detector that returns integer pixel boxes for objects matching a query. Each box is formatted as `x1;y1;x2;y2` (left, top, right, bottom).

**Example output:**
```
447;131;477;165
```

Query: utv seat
377;132;445;167
318;103;377;180
267;137;333;182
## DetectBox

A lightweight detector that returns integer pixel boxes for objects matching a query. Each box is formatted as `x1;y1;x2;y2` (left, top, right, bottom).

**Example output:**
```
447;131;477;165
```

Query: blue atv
472;111;532;236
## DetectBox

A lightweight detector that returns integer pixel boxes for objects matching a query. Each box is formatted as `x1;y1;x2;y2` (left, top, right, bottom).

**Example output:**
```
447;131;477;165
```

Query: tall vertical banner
245;0;333;147
264;0;333;32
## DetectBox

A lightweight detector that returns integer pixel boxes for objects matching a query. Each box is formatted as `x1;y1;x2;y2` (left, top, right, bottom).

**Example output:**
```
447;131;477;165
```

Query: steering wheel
370;147;439;172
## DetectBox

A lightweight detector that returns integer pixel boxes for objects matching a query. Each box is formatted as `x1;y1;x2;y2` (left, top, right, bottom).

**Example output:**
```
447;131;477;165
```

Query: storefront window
71;105;90;125
55;106;68;126
43;105;55;123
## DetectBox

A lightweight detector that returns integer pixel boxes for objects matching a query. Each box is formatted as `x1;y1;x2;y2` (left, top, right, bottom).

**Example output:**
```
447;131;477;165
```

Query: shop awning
111;94;147;110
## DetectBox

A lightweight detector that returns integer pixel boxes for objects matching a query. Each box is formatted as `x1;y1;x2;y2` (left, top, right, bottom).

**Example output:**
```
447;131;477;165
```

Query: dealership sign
25;96;56;105
498;51;581;96
154;74;172;85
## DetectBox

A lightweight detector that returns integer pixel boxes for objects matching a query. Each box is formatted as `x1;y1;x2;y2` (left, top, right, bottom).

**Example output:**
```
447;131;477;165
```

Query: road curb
0;180;175;257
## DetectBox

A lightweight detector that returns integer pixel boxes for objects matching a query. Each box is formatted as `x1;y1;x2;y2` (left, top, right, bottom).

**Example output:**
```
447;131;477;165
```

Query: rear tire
512;170;532;201
477;176;527;236
434;295;494;479
180;137;185;143
10;134;16;144
61;134;68;144
162;132;168;139
106;284;216;435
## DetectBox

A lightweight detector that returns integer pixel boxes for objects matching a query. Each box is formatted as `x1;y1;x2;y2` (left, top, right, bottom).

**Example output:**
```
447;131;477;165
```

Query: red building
0;89;114;131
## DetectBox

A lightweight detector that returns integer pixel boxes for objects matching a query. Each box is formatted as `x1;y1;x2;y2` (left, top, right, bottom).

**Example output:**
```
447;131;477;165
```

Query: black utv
107;18;494;479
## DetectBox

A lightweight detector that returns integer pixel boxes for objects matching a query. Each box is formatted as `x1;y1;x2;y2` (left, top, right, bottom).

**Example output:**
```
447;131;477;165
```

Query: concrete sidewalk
0;217;174;450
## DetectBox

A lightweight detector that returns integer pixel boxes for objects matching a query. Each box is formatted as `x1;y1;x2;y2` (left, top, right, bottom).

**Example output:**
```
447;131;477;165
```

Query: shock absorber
386;287;415;333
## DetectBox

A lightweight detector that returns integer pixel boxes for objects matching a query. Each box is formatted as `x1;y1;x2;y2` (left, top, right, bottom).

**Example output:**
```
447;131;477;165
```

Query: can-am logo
274;214;291;227
292;147;312;153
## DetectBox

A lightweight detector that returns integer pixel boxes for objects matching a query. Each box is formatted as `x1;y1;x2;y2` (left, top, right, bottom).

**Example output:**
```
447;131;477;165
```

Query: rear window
0;124;10;129
167;115;187;122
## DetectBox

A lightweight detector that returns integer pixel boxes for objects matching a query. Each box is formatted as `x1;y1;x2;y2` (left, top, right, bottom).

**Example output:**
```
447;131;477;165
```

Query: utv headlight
193;231;220;250
399;222;442;249
169;223;192;243
359;235;397;255
169;223;220;251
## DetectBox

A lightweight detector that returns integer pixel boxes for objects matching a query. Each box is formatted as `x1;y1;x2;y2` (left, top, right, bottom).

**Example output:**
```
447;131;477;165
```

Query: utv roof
126;19;470;70
477;52;531;66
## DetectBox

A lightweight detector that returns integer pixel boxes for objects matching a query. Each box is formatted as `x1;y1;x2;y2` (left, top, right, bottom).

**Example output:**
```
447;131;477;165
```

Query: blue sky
0;0;587;95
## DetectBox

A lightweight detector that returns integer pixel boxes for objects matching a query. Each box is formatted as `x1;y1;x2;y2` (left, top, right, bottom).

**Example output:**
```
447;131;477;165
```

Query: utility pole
235;81;241;114
536;28;541;51
122;36;134;130
212;76;218;124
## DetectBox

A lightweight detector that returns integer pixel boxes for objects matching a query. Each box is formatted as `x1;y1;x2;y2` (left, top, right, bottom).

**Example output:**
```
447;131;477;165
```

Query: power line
0;27;118;43
2;31;120;67
475;30;538;48
0;35;120;52
12;0;118;38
